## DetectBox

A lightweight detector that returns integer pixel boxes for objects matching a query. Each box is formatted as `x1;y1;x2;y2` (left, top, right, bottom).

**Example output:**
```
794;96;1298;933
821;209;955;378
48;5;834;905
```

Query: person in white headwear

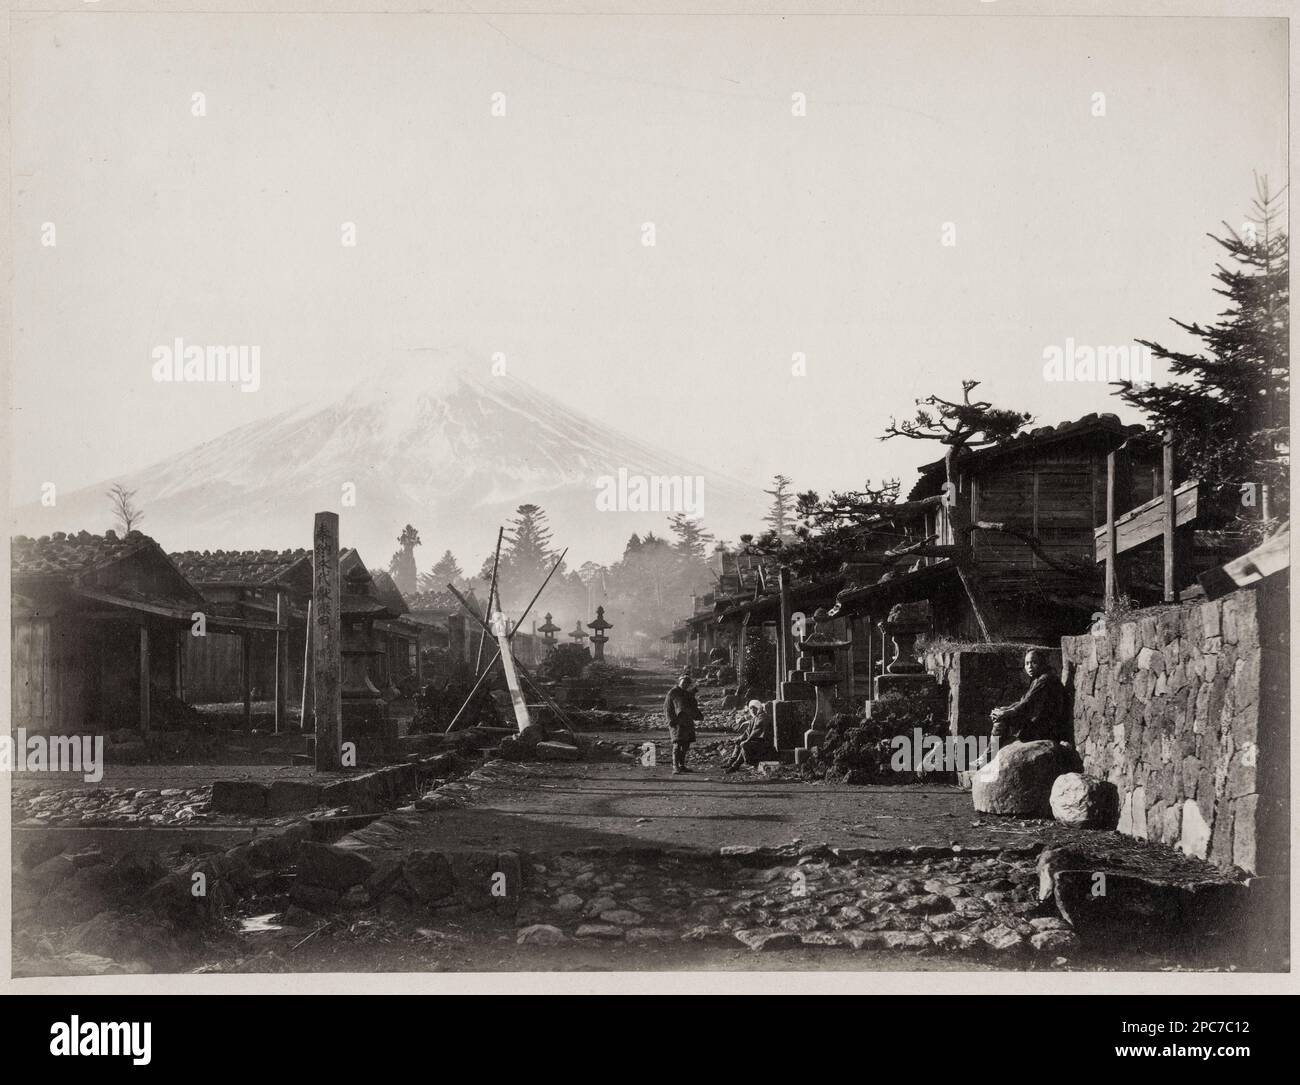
723;699;777;773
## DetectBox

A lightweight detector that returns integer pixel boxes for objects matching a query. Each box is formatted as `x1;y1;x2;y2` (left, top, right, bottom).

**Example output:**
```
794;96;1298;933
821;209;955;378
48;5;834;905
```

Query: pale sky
8;12;1288;513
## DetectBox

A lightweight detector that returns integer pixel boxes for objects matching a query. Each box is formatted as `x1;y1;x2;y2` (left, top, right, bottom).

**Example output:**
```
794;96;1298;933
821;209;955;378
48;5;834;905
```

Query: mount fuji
16;352;765;568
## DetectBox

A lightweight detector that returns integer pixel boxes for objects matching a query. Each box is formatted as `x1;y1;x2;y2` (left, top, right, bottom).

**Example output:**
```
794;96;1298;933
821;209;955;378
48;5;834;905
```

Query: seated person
986;648;1069;754
724;699;777;773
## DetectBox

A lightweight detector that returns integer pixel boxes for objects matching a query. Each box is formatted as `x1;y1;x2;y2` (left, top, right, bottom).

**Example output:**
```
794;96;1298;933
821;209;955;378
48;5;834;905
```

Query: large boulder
972;740;1083;817
1050;773;1120;829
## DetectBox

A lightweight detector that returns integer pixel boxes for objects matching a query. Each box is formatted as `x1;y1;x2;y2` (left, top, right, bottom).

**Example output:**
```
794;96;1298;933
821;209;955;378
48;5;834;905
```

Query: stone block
266;780;323;814
402;850;454;903
452;850;502;910
1179;798;1211;859
1049;773;1120;829
296;841;375;890
972;740;1083;817
535;741;581;762
211;780;268;815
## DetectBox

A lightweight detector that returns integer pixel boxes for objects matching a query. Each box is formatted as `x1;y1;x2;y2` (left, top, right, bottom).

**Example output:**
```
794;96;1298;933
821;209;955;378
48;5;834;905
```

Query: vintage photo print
2;1;1292;999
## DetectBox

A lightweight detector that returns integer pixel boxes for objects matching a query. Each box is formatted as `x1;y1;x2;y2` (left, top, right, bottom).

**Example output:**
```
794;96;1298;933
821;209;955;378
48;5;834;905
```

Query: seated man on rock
973;649;1069;768
723;699;777;773
990;648;1069;745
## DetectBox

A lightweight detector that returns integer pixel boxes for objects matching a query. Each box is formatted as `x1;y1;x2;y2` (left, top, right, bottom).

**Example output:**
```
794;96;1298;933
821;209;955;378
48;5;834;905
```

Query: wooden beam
138;624;151;735
1197;527;1291;600
242;631;252;728
1163;433;1177;602
274;593;287;734
1094;479;1199;562
445;648;502;732
954;559;995;642
312;512;342;771
299;599;312;733
493;608;532;733
1105;450;1121;604
777;567;792;683
475;527;505;676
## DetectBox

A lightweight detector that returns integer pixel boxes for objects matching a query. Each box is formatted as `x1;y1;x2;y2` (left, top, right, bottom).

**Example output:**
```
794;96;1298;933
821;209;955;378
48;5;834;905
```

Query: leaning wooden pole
475;526;505;676
312;512;343;771
299;599;313;733
511;548;567;638
447;583;577;731
445;648;503;733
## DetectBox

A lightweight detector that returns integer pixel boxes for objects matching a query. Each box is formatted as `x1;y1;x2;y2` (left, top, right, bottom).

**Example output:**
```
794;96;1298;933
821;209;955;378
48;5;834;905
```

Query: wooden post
1105;450;1121;605
139;624;151;736
493;609;533;733
312;512;343;771
242;632;252;728
299;600;312;733
1163;432;1177;603
736;610;751;687
274;592;287;734
778;566;793;685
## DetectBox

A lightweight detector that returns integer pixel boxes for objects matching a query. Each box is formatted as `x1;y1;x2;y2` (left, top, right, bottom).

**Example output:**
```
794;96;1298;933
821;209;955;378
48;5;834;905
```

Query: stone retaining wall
1061;585;1286;876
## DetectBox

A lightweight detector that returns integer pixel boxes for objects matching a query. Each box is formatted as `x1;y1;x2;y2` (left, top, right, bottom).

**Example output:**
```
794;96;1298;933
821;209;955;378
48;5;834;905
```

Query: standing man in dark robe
663;675;703;775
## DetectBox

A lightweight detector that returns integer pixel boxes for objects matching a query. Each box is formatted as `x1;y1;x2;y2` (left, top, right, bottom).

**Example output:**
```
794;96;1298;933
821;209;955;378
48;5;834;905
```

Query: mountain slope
16;352;764;566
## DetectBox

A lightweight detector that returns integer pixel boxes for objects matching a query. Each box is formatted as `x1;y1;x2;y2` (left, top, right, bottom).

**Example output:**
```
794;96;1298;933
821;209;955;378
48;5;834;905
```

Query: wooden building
369;569;424;695
170;548;311;729
12;531;207;733
406;588;477;683
832;412;1159;643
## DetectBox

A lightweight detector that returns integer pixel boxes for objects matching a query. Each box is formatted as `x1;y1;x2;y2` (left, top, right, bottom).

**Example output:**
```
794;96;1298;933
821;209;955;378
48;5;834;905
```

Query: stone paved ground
10;682;1238;975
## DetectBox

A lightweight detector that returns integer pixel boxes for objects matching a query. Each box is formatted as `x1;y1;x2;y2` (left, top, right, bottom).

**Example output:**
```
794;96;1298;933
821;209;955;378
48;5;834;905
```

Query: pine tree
387;524;422;596
1115;175;1289;531
419;549;464;592
883;380;1032;540
762;474;796;540
497;504;560;613
667;514;714;561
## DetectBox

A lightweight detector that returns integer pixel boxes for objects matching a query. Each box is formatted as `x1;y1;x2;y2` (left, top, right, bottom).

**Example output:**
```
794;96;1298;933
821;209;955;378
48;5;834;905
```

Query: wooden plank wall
11;616;92;732
972;449;1101;571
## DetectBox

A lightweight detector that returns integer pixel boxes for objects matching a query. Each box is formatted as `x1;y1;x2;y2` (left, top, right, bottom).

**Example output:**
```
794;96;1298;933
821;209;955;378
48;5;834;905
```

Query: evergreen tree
763;474;797;540
496;504;562;614
667;514;714;561
387;524;422;597
1115;175;1289;532
419;549;464;593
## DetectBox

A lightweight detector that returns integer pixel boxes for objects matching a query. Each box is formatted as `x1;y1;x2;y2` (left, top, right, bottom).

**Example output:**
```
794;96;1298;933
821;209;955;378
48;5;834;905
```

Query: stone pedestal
788;608;851;752
770;700;803;752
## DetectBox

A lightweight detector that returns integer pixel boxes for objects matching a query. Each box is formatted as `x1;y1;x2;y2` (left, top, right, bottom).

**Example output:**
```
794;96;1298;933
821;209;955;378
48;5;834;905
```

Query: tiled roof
907;413;1146;499
408;588;466;613
369;570;410;615
170;548;311;584
12;530;152;579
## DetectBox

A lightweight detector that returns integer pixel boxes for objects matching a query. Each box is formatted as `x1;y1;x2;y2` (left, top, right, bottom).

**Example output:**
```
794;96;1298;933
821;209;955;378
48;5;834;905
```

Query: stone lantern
870;600;938;708
538;613;560;643
786;607;851;761
587;606;612;661
340;563;396;736
568;620;587;644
